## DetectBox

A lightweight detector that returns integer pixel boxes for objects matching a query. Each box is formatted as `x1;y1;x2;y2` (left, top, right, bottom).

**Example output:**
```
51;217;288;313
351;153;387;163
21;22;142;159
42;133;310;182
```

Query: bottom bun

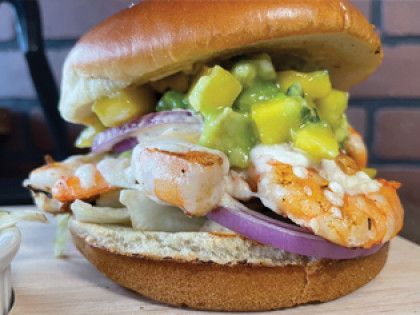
70;220;388;311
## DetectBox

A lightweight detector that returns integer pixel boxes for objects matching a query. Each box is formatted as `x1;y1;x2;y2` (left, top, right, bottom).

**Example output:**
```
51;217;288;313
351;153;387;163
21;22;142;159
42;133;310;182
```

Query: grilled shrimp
52;166;112;202
251;144;403;248
25;153;114;204
132;142;229;216
25;154;103;192
345;127;367;169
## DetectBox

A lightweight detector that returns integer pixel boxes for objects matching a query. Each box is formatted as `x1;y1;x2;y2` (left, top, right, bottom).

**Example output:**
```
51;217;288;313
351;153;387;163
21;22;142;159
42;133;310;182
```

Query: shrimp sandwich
25;0;404;311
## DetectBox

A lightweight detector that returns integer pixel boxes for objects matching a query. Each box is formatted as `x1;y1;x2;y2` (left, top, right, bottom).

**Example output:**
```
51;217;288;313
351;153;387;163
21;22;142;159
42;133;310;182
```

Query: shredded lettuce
71;200;131;224
120;190;205;232
0;209;48;230
54;213;70;258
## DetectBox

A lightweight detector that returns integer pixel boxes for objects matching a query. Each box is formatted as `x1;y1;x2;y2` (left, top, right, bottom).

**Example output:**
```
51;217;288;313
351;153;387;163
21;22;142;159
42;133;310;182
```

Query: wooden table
6;206;420;314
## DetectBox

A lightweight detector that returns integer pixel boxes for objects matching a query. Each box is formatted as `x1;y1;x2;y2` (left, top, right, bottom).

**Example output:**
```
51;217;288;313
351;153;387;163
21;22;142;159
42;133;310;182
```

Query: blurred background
0;0;419;243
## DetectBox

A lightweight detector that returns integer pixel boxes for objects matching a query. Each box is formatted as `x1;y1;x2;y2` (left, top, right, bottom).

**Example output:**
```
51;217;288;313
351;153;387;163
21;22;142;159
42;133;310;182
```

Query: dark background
0;0;419;243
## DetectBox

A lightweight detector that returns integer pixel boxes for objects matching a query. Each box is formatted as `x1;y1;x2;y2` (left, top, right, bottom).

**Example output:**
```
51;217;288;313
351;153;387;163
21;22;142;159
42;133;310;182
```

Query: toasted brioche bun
70;220;388;311
59;0;382;124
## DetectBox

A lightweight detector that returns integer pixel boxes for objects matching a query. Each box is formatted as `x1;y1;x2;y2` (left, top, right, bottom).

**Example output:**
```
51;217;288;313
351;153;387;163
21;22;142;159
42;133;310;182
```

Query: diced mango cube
278;70;332;99
251;96;303;144
188;65;242;115
92;86;155;127
317;89;349;127
294;123;339;160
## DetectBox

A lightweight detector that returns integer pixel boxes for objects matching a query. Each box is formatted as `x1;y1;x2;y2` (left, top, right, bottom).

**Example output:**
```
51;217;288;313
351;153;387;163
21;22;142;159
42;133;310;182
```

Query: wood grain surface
6;206;420;315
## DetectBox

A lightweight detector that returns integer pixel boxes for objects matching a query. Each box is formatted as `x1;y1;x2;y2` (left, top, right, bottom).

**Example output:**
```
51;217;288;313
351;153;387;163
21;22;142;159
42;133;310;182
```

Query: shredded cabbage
71;200;131;224
0;209;48;230
54;213;70;258
120;190;205;232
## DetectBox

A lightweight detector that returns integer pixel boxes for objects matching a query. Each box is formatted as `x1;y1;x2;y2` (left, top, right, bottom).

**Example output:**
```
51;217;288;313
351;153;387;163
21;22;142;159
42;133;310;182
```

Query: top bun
59;0;382;124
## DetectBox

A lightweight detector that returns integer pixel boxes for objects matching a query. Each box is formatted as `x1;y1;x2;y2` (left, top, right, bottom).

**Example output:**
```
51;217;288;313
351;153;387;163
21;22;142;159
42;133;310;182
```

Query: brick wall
0;1;419;241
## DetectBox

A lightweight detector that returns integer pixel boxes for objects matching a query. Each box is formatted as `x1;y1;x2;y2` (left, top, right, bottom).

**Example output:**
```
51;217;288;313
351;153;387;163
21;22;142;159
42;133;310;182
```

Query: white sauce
292;166;308;179
251;143;382;215
74;164;97;189
251;144;311;175
304;186;312;196
320;159;381;196
330;207;343;219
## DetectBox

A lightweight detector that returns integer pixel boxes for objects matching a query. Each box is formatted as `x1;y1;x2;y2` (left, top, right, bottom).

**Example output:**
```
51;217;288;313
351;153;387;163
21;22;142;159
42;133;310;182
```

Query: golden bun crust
59;0;382;124
70;221;388;311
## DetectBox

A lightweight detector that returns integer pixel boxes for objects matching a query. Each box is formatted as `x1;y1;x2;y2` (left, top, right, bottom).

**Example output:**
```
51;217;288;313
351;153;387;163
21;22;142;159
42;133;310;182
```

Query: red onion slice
112;137;138;153
92;110;202;153
207;206;383;260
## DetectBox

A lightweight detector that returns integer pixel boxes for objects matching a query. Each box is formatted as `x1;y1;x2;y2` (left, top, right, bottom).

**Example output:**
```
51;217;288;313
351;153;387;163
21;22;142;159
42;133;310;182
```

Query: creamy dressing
320;159;381;196
251;144;311;175
330;206;343;219
74;164;97;189
292;166;308;179
324;190;344;207
250;143;382;218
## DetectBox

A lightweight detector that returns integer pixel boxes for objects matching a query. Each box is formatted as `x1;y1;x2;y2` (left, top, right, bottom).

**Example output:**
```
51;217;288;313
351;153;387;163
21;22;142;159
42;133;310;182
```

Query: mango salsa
251;96;303;144
231;53;277;86
250;53;277;81
317;89;349;127
334;114;350;144
199;108;257;168
92;86;155;127
278;70;332;99
294;123;339;160
156;91;188;112
188;65;242;115
235;80;282;113
231;61;258;87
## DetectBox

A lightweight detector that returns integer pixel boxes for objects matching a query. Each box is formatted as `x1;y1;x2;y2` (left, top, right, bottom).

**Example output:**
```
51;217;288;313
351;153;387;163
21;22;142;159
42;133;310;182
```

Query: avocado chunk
199;108;257;168
250;53;277;81
278;70;332;99
188;65;242;115
92;86;155;127
231;53;277;86
251;96;303;144
156;91;189;112
235;80;283;113
334;114;350;145
286;82;304;97
316;89;349;128
294;123;339;160
231;61;258;87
